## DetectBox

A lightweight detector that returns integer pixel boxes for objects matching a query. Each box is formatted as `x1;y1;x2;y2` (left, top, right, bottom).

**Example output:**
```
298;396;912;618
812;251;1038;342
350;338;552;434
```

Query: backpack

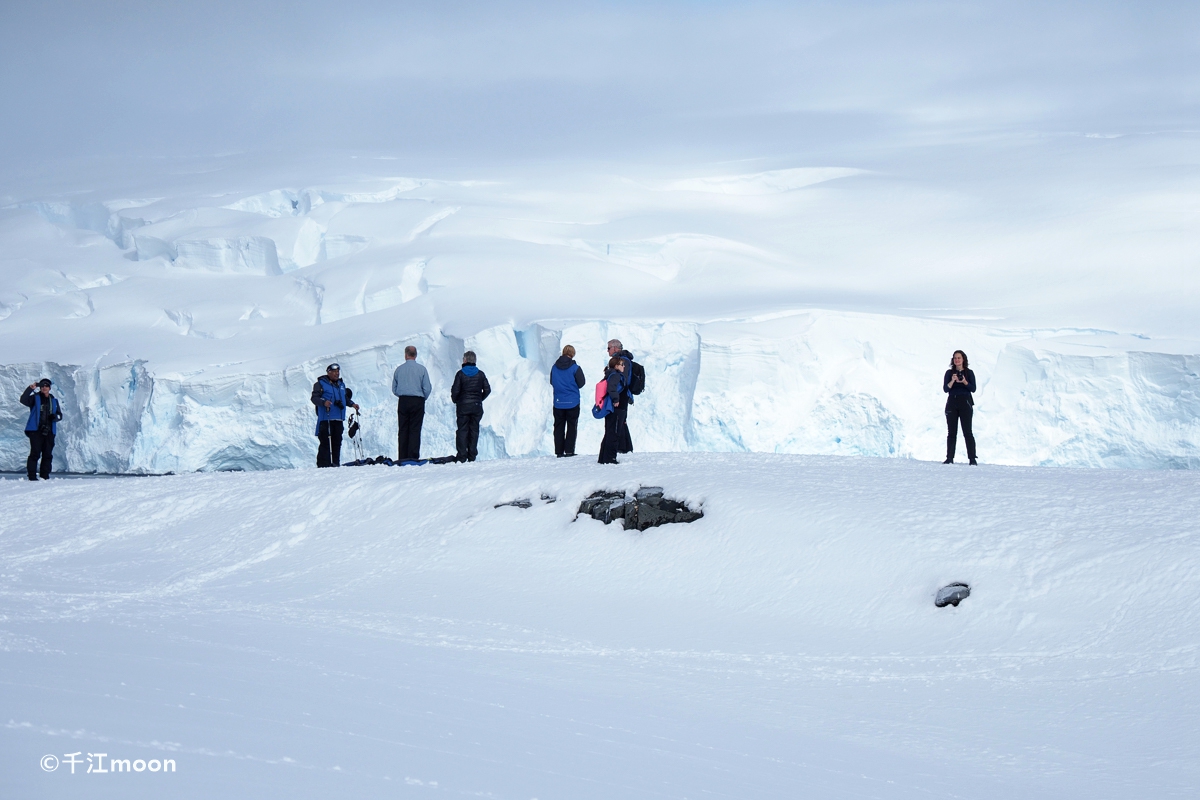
594;377;609;409
592;371;625;419
592;378;613;419
628;361;645;395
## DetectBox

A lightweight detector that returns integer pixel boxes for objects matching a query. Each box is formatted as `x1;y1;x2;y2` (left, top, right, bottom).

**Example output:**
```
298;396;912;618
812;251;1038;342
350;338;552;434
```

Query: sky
2;1;1199;338
3;1;1199;164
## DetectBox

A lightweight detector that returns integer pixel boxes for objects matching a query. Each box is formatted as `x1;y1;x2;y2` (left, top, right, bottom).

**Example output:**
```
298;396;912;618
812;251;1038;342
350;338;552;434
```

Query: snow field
3;453;1199;797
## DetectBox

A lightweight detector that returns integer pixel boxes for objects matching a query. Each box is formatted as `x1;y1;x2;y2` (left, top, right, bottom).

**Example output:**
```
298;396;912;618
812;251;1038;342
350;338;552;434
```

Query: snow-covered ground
4;453;1199;798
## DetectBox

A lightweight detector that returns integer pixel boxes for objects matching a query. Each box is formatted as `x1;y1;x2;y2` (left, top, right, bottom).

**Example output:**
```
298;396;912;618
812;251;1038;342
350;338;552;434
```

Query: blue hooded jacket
311;376;353;434
21;388;62;435
549;356;586;409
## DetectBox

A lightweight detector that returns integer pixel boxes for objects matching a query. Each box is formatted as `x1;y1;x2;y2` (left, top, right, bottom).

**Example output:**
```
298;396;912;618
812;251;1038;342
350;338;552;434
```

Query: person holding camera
311;363;359;468
943;350;977;465
20;378;63;481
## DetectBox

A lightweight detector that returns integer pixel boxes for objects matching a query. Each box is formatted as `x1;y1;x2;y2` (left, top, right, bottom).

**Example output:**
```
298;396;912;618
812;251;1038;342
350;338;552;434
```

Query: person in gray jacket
392;345;432;461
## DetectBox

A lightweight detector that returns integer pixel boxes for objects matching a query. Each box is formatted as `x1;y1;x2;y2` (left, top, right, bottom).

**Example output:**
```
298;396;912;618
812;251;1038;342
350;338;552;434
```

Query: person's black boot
943;458;954;464
969;458;978;465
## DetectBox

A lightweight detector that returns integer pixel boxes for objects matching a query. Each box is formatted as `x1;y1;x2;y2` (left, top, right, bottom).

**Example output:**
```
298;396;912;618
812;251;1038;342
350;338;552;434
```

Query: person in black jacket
606;339;635;453
943;350;977;465
20;378;63;481
598;356;626;465
450;351;491;462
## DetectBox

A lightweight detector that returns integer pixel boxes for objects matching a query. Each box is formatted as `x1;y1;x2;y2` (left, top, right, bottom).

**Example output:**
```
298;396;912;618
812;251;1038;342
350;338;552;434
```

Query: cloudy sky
4;1;1198;163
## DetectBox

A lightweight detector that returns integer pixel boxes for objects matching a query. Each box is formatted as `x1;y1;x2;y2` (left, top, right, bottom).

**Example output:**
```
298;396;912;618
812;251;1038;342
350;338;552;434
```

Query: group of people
14;347;978;479
310;338;639;468
309;347;490;468
549;339;637;463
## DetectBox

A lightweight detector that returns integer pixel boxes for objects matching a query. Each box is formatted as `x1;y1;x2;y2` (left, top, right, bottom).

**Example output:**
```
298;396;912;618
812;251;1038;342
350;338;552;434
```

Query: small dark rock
580;490;626;522
935;583;971;608
540;494;557;503
600;497;627;525
494;499;533;509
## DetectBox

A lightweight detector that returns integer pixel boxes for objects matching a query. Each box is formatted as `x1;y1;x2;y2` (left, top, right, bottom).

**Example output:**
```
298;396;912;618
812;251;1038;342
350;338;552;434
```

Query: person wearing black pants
451;351;491;462
598;357;626;465
607;339;636;454
943;350;977;464
311;364;359;468
553;406;580;457
392;345;432;461
21;379;63;480
317;420;344;467
550;344;586;457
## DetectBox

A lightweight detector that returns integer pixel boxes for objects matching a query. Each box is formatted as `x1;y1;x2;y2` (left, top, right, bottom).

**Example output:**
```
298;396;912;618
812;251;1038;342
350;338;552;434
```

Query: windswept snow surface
3;155;1200;472
3;453;1199;798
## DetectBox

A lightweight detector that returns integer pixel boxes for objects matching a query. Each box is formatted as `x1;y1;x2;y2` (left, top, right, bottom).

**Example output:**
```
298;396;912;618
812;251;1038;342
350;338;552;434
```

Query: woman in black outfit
943;350;977;464
597;356;626;465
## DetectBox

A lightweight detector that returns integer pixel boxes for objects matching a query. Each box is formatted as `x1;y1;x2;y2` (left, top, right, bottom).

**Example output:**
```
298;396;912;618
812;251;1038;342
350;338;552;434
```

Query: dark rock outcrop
578;488;703;531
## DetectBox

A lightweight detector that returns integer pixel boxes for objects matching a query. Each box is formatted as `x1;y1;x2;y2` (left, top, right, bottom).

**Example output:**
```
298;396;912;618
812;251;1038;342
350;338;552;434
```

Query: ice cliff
3;314;1198;473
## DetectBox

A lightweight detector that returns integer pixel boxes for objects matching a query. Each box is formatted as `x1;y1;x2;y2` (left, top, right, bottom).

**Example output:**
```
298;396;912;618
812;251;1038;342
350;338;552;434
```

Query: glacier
3;165;1199;474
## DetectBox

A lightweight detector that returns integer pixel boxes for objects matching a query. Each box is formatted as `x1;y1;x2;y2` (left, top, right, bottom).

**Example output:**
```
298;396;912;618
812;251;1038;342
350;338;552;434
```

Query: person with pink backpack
595;356;627;464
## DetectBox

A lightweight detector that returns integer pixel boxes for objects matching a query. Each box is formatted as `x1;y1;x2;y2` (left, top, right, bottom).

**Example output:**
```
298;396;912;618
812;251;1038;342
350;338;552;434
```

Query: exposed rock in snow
935;583;972;608
578;487;704;530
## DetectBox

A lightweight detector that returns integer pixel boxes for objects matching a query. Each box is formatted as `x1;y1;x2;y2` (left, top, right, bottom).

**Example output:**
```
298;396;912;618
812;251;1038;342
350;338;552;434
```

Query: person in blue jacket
310;363;359;468
20;378;63;481
549;344;586;457
943;350;977;465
